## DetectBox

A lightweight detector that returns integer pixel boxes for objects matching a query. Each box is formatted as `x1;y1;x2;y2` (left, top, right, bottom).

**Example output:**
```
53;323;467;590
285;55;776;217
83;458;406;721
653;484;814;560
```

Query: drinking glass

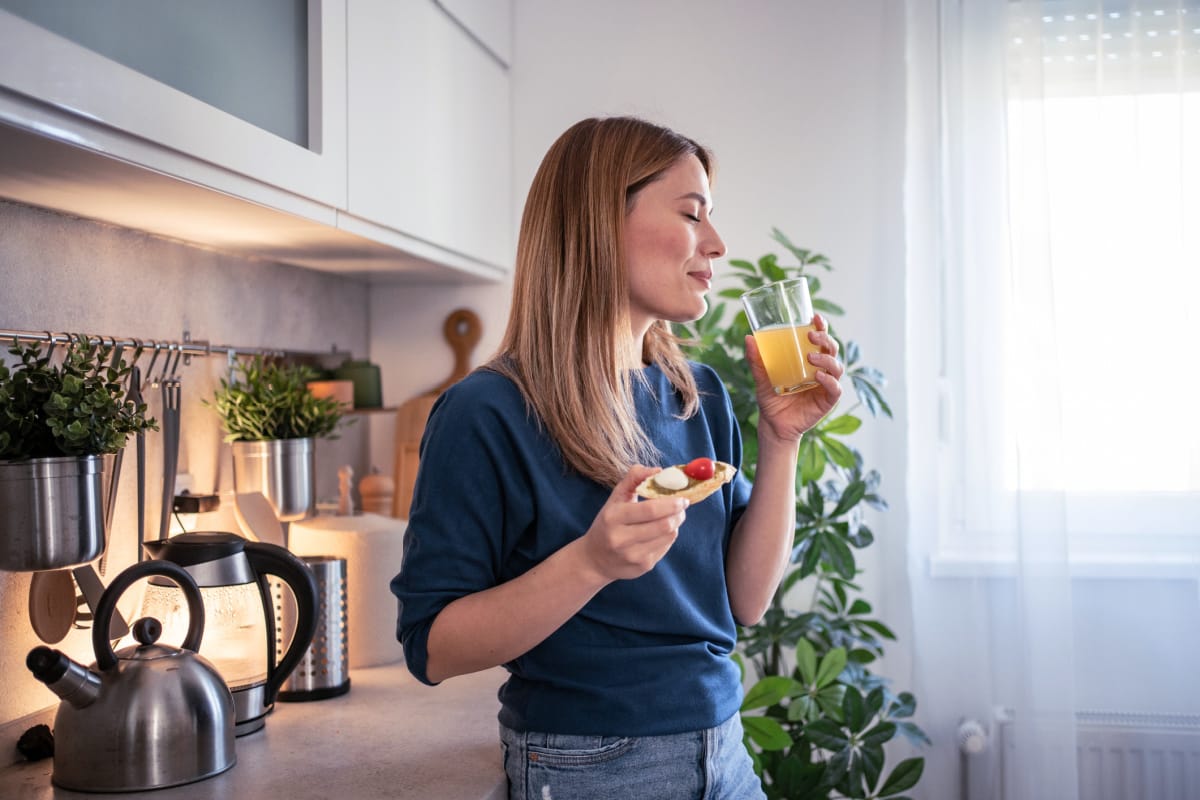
740;277;821;395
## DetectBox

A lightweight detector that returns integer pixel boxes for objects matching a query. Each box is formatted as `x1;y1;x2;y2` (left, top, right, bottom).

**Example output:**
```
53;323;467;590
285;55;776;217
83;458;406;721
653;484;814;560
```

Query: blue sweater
391;362;752;736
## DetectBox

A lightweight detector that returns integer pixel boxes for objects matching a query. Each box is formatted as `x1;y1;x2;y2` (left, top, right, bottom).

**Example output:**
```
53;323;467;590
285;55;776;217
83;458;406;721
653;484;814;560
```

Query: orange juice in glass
740;277;821;395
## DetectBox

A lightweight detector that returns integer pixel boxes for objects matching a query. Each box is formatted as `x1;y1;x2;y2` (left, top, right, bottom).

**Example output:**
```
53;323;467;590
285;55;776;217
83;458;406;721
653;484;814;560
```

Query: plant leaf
815;647;848;688
795;638;818;685
878;757;925;796
742;676;799;711
742;715;793;751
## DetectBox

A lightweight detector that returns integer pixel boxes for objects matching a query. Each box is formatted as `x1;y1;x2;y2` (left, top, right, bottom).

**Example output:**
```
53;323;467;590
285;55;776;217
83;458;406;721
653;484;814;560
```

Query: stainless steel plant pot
231;438;315;522
0;455;105;571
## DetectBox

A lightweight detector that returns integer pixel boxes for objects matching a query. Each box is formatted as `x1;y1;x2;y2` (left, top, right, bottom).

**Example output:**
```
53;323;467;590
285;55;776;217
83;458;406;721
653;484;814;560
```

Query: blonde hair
489;116;713;487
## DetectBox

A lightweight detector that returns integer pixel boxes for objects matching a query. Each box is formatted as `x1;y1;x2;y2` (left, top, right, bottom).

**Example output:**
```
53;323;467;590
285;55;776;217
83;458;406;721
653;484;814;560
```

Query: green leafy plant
677;229;928;799
0;337;157;461
205;355;348;442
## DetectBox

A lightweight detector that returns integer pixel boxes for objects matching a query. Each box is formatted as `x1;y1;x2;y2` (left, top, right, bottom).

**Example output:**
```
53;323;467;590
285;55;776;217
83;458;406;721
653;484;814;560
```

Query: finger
814;367;844;399
807;326;839;357
614;464;659;501
624;495;689;524
808;351;844;378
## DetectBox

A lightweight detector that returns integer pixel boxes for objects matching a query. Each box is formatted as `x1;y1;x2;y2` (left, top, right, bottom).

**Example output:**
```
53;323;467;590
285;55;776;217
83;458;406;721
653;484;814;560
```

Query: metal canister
275;555;349;701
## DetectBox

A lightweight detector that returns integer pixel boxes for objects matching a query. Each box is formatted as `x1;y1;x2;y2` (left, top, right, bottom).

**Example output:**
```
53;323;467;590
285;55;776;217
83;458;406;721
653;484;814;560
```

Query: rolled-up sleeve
389;375;532;685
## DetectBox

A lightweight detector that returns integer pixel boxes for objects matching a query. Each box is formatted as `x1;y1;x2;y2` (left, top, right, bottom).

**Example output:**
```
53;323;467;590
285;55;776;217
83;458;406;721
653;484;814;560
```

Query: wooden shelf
345;406;398;415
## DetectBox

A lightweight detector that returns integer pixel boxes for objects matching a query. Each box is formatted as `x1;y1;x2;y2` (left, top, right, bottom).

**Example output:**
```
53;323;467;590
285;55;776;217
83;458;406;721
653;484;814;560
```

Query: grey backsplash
0;199;372;727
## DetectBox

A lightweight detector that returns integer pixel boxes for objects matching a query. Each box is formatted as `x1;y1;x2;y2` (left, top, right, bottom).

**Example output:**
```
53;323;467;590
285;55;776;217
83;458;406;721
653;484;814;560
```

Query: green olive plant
205;355;348;442
676;229;928;800
0;337;156;461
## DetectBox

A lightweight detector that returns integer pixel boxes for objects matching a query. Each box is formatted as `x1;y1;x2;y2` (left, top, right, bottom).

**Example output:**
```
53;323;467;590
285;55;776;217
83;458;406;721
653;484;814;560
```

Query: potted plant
676;229;928;800
206;355;347;522
0;337;155;572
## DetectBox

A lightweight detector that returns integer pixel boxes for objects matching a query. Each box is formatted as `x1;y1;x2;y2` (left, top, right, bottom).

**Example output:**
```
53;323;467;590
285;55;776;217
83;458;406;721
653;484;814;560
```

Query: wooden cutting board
392;308;482;519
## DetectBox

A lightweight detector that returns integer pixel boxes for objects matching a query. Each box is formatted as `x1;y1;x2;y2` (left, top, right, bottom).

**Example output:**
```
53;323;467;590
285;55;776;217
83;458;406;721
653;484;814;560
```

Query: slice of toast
635;461;737;504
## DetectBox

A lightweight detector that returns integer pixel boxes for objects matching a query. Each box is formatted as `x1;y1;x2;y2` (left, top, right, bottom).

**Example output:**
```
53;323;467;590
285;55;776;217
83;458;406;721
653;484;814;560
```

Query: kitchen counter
1;664;507;800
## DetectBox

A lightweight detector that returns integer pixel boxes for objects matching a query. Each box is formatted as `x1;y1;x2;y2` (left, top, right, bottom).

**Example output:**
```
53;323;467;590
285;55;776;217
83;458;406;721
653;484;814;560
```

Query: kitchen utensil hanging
127;365;147;563
71;341;176;639
67;336;129;639
98;342;126;577
28;569;77;643
157;349;183;542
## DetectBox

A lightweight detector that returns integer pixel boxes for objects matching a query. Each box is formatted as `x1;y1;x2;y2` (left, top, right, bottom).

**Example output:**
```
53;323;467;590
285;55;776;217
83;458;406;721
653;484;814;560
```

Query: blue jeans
499;712;765;800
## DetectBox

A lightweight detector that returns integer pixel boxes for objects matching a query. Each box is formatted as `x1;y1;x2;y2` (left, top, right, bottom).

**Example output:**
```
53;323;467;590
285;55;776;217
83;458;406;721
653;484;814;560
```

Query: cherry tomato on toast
683;457;715;481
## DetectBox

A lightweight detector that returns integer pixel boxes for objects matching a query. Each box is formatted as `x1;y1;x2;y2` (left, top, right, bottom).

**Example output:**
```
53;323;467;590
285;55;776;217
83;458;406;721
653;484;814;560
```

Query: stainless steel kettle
26;560;236;792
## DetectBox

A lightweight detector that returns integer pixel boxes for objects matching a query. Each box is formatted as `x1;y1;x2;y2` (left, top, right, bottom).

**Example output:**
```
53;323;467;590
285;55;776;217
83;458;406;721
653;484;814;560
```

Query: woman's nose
704;221;726;258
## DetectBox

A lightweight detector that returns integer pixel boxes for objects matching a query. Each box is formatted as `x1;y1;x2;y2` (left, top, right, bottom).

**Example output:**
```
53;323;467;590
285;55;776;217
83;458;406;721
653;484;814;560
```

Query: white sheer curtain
906;1;1199;798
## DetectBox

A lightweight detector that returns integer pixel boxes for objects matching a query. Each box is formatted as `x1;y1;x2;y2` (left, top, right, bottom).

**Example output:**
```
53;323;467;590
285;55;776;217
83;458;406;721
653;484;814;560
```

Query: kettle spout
27;647;101;710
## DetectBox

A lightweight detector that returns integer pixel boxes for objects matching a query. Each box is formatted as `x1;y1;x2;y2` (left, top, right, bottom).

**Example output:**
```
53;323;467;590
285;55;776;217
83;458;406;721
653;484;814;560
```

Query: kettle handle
244;542;318;706
94;561;205;671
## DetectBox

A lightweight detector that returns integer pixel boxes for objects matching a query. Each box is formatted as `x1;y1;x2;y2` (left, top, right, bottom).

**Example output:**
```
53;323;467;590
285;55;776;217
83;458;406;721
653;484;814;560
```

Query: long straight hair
489;116;713;487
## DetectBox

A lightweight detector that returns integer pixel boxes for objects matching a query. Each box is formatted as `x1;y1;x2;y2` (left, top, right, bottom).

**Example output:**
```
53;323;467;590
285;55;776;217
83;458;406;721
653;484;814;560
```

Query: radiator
962;710;1200;800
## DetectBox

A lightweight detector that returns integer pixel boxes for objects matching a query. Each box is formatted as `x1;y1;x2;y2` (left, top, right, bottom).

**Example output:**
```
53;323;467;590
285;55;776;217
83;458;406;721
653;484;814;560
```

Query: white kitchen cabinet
0;1;347;215
346;0;513;272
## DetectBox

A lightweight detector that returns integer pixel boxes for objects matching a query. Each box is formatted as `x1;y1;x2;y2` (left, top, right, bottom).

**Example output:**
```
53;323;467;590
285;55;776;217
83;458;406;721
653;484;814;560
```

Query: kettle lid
143;532;258;587
116;618;187;662
142;531;245;566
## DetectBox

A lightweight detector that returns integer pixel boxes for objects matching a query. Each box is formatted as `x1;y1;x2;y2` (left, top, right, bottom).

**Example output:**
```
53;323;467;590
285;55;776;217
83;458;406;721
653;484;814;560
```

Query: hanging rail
0;328;352;364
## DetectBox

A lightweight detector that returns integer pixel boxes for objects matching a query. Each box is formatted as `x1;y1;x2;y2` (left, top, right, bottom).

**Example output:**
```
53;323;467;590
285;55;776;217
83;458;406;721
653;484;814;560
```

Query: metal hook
63;332;80;363
142;342;162;390
107;337;125;380
43;331;56;361
154;343;176;387
166;345;183;379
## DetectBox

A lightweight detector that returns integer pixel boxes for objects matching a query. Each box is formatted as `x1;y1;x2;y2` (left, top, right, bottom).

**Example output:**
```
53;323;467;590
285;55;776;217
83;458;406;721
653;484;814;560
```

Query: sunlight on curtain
906;1;1198;798
1006;5;1200;497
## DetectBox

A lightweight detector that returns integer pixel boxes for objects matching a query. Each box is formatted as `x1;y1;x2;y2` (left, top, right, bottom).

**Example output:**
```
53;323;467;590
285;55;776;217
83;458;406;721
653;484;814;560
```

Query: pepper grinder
359;467;395;517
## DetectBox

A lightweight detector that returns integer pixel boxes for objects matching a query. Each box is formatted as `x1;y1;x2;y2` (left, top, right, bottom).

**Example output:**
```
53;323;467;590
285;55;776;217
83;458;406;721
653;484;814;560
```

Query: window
935;0;1200;569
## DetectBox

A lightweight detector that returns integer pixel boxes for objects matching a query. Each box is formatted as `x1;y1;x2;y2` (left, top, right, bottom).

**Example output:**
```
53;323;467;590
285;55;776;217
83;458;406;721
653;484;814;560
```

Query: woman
392;116;843;799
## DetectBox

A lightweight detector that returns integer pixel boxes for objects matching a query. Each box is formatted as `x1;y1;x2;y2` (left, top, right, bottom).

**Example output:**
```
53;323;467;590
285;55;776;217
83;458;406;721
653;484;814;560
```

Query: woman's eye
683;213;700;223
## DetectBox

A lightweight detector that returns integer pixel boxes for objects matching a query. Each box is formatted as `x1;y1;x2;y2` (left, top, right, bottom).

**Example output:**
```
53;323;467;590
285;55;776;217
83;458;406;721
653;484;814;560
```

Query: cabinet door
0;0;346;212
347;0;512;271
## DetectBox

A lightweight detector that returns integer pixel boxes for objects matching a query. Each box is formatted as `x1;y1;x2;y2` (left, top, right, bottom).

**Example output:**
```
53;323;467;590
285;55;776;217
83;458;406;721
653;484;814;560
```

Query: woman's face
623;154;726;341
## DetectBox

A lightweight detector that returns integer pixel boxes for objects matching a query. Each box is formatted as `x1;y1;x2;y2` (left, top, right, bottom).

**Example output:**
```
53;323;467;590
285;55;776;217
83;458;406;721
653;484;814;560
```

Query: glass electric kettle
141;531;317;736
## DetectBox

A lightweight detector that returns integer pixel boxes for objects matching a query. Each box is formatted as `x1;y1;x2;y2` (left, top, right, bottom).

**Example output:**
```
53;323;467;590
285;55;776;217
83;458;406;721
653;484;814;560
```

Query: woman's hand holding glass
745;312;844;444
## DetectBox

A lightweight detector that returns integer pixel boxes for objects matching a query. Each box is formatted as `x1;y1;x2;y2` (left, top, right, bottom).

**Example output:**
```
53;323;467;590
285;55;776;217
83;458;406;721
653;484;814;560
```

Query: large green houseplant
206;355;349;522
677;229;928;800
0;336;156;571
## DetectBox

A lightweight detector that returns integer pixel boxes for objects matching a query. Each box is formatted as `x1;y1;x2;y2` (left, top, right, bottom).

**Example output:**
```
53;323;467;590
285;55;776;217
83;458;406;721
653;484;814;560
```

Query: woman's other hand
745;312;844;444
580;465;688;583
